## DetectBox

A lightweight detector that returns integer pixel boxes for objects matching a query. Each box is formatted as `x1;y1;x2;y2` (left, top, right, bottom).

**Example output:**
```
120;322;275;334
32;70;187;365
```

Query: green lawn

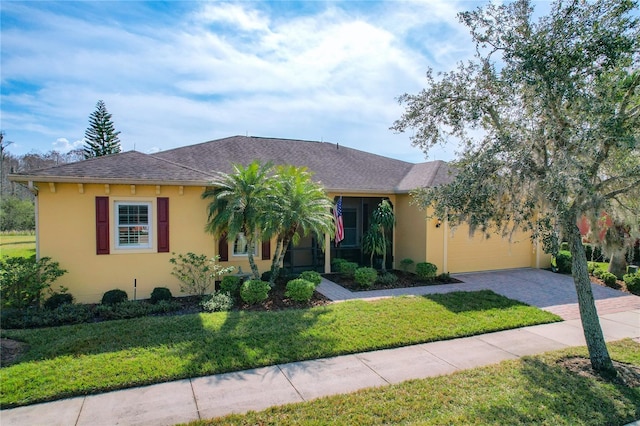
0;234;36;258
0;290;560;408
188;339;640;426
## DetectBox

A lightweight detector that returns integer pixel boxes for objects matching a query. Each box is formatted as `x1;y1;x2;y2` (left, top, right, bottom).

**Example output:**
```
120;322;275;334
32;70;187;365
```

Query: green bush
331;258;348;272
400;258;414;273
220;275;242;297
587;262;597;275
299;271;322;287
593;268;604;278
240;280;270;305
415;262;437;281
0;256;67;309
339;261;358;278
285;279;315;302
377;272;398;285
150;287;172;304
555;250;572;274
0;196;35;231
1;304;93;329
437;272;452;283
169;252;234;296
201;292;234;312
101;289;128;305
600;271;618;288
43;292;74;310
559;242;569;251
354;267;378;288
623;272;640;295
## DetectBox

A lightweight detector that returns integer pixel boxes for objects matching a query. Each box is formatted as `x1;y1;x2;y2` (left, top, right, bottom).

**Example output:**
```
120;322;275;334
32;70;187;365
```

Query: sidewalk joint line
189;378;202;420
74;397;86;426
355;355;391;385
276;365;307;402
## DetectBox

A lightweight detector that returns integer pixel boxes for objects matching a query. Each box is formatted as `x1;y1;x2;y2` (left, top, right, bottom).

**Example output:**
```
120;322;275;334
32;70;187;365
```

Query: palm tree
202;161;274;280
370;199;395;272
265;165;335;286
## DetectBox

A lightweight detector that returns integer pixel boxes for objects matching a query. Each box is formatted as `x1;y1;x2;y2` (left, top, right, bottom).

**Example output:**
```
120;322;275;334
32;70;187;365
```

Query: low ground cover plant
1;290;559;407
201;293;234;312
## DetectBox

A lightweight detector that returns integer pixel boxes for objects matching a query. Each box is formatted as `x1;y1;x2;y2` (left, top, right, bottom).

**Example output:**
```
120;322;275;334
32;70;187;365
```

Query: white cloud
52;138;83;153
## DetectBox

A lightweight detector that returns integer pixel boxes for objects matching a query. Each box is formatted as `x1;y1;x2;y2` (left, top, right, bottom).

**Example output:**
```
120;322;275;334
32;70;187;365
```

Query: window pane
116;203;151;248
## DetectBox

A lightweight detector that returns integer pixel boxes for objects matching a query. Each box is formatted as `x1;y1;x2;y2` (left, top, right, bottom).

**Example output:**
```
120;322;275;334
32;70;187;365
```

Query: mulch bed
589;275;635;294
324;270;464;292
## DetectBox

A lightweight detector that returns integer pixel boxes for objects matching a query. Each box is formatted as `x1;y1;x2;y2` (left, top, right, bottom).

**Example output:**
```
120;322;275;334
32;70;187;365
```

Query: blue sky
1;1;506;163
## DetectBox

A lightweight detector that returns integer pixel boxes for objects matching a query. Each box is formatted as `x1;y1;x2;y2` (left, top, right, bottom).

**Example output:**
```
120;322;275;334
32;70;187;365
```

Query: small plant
169;252;234;296
101;289;128;305
554;250;572;274
593;268;604;278
150;287;172;304
201;292;235;312
354;267;378;288
436;272;451;283
285;278;315;302
623;272;640;295
400;258;414;273
376;272;398;285
299;271;322;287
0;255;67;309
240;280;270;305
339;261;358;278
600;271;618;288
331;258;348;273
220;275;242;297
43;292;74;310
587;262;597;275
415;262;437;281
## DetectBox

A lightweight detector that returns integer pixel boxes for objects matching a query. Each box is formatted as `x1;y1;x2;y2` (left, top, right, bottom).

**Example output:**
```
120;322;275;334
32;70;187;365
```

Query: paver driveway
317;267;640;320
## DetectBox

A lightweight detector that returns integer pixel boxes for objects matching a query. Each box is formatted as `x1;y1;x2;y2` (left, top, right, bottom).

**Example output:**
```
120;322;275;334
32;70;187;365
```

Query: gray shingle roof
10;136;453;192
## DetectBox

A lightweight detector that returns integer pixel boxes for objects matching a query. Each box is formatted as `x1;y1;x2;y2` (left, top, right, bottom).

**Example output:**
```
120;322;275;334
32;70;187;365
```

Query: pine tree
83;100;121;159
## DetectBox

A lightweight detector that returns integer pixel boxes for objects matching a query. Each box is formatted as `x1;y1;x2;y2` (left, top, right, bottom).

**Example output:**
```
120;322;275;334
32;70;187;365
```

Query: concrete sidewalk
2;269;640;426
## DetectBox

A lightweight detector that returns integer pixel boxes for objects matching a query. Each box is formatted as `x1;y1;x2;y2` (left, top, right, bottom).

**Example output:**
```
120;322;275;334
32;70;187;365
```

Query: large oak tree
392;0;639;376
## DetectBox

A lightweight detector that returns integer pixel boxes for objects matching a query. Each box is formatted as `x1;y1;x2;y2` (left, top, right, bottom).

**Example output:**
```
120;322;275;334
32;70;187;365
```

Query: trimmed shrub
593;268;604;278
299;271;322;287
555;250;572;274
331;258;348;273
101;289;128;305
587;262;597;275
377;272;398;285
240;280;270;305
150;287;172;304
220;275;242;297
400;258;414;273
354;267;378;288
285;279;315;302
437;272;452;283
623;272;640;295
600;271;618;288
339;261;358;278
43;292;74;310
201;292;234;312
415;262;437;281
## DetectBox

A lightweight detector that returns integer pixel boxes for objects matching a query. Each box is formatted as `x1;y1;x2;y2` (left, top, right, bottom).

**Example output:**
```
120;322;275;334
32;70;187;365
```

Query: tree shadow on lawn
423;290;532;313
473;357;640;425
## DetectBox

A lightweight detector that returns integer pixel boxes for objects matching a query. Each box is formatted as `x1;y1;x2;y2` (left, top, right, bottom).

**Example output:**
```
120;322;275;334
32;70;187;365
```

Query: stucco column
324;231;331;273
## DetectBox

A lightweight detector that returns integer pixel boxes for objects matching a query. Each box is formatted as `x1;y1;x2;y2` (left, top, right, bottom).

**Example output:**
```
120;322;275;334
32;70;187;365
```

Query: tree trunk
269;239;283;287
246;238;261;280
607;250;627;279
567;224;617;378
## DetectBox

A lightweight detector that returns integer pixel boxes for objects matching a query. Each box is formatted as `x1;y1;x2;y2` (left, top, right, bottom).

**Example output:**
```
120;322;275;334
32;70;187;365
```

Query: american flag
334;196;344;246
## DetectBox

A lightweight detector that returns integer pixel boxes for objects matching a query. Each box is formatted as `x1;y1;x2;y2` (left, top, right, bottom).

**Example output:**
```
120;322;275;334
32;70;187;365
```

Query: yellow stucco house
9;136;550;303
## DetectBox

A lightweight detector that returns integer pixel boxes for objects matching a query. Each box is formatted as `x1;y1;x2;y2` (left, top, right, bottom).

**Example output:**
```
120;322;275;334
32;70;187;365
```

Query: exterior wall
36;182;272;303
393;194;427;272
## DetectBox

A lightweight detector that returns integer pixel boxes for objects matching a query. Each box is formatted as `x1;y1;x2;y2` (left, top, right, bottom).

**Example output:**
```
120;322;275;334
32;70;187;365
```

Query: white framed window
115;201;152;249
233;232;258;256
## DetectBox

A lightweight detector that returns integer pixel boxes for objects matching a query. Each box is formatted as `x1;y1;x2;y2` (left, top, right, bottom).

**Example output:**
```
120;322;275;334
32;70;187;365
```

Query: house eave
8;174;211;187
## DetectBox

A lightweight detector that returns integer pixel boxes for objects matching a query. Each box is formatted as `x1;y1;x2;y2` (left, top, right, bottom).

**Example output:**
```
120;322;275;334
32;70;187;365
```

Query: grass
0;290;560;408
186;339;640;426
0;234;36;258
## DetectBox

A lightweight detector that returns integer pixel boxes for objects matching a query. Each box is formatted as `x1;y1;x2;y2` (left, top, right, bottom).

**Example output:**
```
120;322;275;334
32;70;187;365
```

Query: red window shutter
261;239;271;260
218;233;229;261
157;198;170;253
95;196;110;255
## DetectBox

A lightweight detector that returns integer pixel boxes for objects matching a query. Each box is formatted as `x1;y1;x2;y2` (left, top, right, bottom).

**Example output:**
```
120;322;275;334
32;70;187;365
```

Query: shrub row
623;272;640;295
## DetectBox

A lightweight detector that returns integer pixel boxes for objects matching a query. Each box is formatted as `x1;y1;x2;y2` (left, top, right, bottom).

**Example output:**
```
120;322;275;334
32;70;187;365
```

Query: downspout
443;210;448;273
28;181;40;259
